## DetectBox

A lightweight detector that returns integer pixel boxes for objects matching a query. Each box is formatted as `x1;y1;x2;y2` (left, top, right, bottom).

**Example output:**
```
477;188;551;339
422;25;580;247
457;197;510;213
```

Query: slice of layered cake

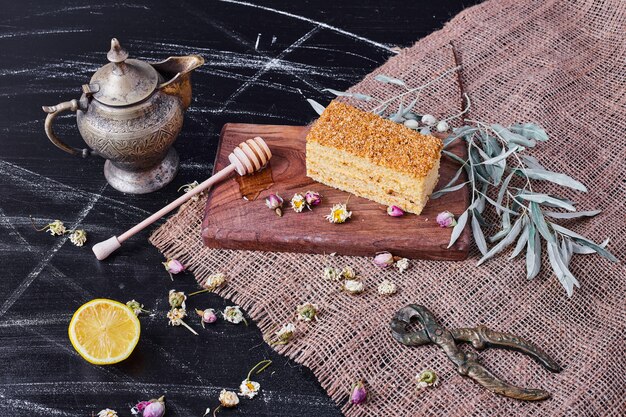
306;101;443;215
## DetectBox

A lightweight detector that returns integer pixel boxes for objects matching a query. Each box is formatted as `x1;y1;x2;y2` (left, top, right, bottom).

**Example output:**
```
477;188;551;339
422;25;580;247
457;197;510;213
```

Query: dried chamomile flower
323;266;342;281
205;272;226;291
168;289;187;309
32;219;67;236
326;203;352;224
219;389;239;407
396;257;409;272
265;193;284;217
416;370;439;389
223;306;247;325
290;193;307;212
69;229;87;246
296;302;319;322
167;307;198;335
272;323;296;345
126;299;149;316
239;380;260;399
343;279;364;294
178;180;201;201
377;279;397;295
341;266;357;280
98;409;118;417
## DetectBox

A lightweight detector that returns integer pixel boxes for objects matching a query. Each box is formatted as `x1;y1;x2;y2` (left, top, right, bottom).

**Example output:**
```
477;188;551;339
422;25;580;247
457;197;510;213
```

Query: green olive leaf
544;209;601;219
448;207;470;248
510;123;549;142
517;168;587;192
374;74;406;86
307;99;326;116
526;222;542;279
471;213;489;256
518;193;576;211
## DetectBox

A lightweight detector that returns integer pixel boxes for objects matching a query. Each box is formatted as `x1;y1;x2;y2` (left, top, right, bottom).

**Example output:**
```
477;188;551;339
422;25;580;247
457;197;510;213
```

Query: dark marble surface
0;1;481;415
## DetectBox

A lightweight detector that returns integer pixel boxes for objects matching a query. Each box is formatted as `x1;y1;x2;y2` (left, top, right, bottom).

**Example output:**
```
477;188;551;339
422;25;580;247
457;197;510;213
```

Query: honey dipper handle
92;163;236;260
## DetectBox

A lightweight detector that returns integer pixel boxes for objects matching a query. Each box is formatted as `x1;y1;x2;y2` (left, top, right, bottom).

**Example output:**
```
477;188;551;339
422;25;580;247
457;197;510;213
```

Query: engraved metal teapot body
42;38;204;194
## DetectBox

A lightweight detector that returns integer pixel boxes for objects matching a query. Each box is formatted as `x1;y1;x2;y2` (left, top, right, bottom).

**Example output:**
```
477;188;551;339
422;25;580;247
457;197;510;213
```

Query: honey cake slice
306;101;443;215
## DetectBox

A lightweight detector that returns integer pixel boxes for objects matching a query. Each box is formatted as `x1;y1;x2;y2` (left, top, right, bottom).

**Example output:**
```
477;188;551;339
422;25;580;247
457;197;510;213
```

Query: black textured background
0;1;481;415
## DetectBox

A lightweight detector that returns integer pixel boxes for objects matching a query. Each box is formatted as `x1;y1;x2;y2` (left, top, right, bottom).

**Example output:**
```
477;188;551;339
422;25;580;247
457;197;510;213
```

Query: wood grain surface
0;0;482;415
202;123;470;259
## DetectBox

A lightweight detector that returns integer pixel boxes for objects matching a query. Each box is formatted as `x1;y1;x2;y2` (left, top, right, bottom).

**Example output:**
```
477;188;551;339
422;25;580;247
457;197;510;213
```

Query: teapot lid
87;38;159;107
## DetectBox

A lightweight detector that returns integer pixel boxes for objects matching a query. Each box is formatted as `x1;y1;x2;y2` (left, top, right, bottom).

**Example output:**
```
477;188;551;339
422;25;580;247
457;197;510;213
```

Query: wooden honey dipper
92;136;272;260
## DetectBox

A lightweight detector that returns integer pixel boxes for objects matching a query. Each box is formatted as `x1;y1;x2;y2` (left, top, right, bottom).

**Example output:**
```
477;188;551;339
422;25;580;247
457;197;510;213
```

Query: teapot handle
42;99;97;158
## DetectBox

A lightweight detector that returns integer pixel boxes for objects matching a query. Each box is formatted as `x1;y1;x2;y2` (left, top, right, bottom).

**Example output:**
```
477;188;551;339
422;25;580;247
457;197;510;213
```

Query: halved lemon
68;299;140;365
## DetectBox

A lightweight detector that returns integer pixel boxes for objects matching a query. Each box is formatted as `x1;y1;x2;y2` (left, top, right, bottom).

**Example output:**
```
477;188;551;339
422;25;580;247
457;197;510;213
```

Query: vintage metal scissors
390;304;561;401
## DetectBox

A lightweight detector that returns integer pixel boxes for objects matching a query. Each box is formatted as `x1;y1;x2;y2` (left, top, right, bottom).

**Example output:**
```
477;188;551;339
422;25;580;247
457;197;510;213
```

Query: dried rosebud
377;279;397;295
421;114;437;127
168;290;186;309
436;120;450;132
291;193;306;213
196;308;218;327
326;203;352;224
163;259;185;277
142;397;165;417
132;401;151;414
323;266;342;281
219;389;240;408
296;302;318;322
341;266;356;280
416;370;439;389
387;205;404;217
343;279;364;294
265;193;284;216
350;380;367;405
373;251;394;268
69;229;87;246
304;190;322;206
203;272;226;291
396;258;409;272
436;211;457;228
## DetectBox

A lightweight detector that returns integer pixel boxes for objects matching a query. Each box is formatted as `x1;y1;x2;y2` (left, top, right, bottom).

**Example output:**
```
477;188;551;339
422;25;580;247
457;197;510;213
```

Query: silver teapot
42;38;204;194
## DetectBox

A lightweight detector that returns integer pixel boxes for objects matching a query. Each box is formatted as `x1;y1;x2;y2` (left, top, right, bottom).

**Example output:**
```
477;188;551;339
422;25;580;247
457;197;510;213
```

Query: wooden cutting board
201;123;471;260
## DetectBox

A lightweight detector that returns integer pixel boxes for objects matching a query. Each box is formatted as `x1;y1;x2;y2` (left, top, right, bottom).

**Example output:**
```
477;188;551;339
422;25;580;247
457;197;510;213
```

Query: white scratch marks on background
216;0;396;53
271;35;277;45
219;27;320;112
0;28;90;40
0;206;38;254
0;184;105;318
0;397;75;417
254;33;261;50
0;313;72;328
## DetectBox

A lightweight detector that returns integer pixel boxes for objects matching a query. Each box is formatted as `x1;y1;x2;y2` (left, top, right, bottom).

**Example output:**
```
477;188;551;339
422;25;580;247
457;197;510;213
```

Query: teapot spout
153;55;204;109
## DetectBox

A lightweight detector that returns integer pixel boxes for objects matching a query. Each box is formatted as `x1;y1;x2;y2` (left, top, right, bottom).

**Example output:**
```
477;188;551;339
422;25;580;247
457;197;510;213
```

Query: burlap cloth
151;0;626;415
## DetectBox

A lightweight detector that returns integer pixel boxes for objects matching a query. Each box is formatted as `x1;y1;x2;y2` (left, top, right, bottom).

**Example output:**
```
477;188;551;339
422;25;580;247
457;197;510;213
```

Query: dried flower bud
326;203;352;224
296;302;319;322
196;308;218;326
178;181;200;201
436;120;450;132
69;229;87;246
373;251;394;268
239;379;261;399
304;190;322;206
98;409;118;417
377;279;397;295
350;380;367;405
436;211;457;228
168;290;187;309
131;401;151;415
39;219;67;236
142;397;165;417
403;119;419;130
126;300;148;316
343;279;364;294
166;307;186;325
203;272;226;291
163;259;185;276
323;266;341;281
219;389;240;408
341;266;356;280
416;370;439;389
395;258;409;272
387;205;404;217
421;114;437;127
290;193;306;212
265;193;284;216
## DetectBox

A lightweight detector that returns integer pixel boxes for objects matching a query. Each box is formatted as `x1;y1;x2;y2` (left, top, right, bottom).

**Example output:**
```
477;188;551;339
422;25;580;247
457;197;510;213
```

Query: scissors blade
451;326;561;372
466;362;551;401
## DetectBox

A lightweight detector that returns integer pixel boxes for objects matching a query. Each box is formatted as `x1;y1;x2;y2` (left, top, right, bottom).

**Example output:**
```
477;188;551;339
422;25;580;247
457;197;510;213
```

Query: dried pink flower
162;259;185;280
373;251;394;268
436;211;457;228
350;380;367;405
387;205;404;217
265;193;284;216
305;190;322;206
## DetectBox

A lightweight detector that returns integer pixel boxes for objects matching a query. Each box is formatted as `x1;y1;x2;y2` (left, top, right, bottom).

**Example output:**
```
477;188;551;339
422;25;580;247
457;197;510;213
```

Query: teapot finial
107;38;128;63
